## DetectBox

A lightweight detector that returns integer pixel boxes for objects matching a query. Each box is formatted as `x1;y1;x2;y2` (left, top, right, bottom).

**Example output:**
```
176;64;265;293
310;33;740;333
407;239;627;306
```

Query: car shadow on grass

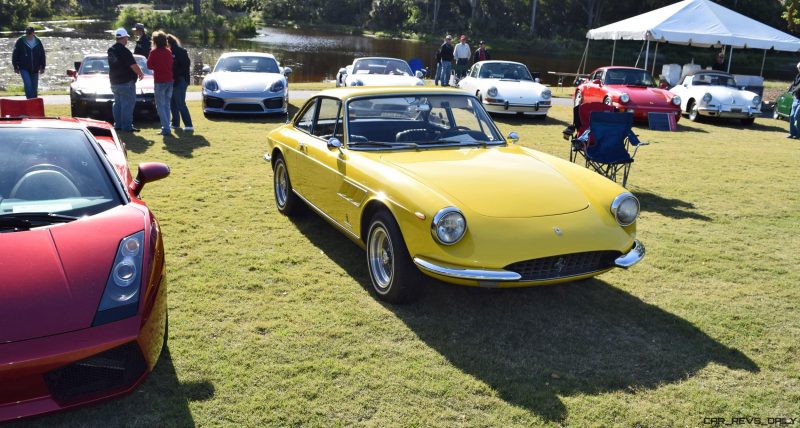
6;348;212;428
289;211;757;423
634;191;712;221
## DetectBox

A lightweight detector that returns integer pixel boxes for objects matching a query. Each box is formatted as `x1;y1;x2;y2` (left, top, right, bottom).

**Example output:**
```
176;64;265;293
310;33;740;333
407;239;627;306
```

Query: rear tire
603;96;612;106
273;155;301;216
366;210;423;303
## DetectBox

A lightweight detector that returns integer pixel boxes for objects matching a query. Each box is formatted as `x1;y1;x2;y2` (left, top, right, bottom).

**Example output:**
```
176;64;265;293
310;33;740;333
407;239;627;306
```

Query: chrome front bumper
698;105;760;118
413;240;645;284
483;100;551;115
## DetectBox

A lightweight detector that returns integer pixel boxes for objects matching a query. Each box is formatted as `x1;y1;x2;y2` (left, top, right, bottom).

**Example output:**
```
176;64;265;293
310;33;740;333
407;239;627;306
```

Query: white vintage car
668;71;761;125
458;60;551;118
336;57;424;87
202;52;292;116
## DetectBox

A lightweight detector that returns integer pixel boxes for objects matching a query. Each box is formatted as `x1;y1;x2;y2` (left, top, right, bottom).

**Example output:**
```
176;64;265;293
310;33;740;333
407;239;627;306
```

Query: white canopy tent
579;0;800;76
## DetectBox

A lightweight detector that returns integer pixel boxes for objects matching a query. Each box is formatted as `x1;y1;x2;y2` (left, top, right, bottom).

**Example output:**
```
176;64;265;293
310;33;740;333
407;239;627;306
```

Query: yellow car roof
317;86;471;101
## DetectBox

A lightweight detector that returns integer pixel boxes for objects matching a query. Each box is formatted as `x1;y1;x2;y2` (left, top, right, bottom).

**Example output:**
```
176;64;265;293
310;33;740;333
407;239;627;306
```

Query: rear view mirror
130;162;170;196
327;138;342;150
415;70;424;79
66;69;76;78
283;67;293;76
507;132;519;144
592;79;602;86
202;64;211;74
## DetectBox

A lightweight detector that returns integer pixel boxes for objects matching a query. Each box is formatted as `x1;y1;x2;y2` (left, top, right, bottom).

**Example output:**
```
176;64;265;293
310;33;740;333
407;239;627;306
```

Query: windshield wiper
0;212;79;231
350;141;419;148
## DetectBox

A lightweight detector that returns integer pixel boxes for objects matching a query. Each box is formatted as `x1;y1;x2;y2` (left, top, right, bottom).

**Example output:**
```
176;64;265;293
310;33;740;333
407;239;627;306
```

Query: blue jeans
20;69;39;99
440;61;452;86
790;98;800;137
434;63;441;85
170;77;193;128
154;82;173;134
111;80;136;131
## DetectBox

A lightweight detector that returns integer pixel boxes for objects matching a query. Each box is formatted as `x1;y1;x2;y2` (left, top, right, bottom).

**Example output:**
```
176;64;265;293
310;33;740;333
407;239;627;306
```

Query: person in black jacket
133;23;151;58
787;62;800;139
12;27;46;99
168;34;193;131
473;41;491;65
438;35;454;86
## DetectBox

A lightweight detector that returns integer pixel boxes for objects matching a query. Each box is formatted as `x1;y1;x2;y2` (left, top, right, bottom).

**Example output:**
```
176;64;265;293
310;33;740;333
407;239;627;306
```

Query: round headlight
752;96;761;106
671;95;682;106
113;258;138;288
702;92;712;103
121;237;141;256
204;79;219;92
611;193;640;227
431;207;466;245
541;90;552;100
487;86;498;97
619;93;630;103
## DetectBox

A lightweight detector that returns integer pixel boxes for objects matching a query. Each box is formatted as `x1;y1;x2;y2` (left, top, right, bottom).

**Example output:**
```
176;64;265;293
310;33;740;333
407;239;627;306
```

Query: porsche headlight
94;231;144;325
269;80;285;93
611;193;640;227
671;95;682;106
352;79;364;87
487;86;498;97
752;96;761;107
204;79;219;92
619;93;630;104
431;207;466;245
541;89;552;100
702;93;712;103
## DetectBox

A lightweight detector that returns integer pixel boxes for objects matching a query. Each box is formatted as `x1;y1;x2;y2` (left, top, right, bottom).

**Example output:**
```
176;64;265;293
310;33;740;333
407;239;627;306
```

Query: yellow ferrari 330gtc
265;87;644;303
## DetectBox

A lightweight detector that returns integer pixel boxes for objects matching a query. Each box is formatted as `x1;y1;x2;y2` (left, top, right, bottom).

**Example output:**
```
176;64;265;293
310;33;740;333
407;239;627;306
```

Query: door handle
298;142;305;151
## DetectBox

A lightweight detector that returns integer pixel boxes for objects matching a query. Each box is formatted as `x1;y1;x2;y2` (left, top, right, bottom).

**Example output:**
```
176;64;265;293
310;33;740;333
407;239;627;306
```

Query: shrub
116;0;257;41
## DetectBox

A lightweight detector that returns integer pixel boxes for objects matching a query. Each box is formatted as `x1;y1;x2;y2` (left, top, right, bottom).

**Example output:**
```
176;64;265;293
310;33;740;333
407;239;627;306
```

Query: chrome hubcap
368;225;393;292
275;162;288;207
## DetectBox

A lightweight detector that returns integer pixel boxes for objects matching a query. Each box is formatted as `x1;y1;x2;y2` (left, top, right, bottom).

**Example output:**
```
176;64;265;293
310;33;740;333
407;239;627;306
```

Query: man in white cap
108;28;144;132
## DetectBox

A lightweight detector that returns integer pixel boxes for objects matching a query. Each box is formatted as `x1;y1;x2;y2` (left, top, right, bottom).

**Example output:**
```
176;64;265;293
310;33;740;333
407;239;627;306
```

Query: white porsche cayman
458;60;552;118
336;57;424;87
668;71;761;125
202;52;292;116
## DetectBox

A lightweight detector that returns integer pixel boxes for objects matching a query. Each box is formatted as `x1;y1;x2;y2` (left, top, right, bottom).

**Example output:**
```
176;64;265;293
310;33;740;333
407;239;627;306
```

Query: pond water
0;20;793;92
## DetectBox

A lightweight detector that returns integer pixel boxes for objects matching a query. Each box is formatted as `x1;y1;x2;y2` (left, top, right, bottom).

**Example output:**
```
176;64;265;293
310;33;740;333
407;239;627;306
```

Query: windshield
603;69;655;87
347;95;503;148
79;57;153;76
352;58;413;76
214;56;279;73
478;63;533;80
692;73;737;87
0;128;122;220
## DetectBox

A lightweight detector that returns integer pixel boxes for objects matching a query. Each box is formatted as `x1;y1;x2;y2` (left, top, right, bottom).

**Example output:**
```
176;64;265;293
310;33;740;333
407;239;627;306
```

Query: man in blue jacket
12;27;46;99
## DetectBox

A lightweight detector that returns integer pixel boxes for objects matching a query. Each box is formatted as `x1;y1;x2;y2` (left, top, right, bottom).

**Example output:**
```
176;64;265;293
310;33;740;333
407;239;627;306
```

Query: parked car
772;89;792;120
265;87;645;303
574;66;681;123
0;116;170;422
458;60;551;118
669;71;761;125
67;54;156;120
202;52;292;116
336;57;424;87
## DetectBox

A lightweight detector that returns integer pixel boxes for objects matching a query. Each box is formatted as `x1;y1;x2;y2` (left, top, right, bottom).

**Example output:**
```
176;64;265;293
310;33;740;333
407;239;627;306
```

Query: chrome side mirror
507;132;519;144
283;67;293;76
415;70;424;79
327;137;342;150
202;64;211;74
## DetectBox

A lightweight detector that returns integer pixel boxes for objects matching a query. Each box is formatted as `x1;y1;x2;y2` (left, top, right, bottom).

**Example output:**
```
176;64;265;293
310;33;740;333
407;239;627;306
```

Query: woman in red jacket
146;31;174;136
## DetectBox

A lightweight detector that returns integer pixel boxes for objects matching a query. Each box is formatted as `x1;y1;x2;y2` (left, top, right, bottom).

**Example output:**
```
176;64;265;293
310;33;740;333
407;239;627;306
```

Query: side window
313;98;342;139
469;66;478;78
296;99;318;133
592;70;603;82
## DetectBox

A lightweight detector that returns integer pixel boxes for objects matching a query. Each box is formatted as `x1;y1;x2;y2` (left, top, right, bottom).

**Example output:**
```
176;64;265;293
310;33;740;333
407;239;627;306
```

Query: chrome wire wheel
368;223;394;293
274;161;288;209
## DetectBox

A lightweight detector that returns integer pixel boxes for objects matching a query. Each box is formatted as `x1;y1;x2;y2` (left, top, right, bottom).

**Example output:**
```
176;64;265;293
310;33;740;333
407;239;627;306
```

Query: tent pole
645;40;650;70
611;39;616;65
634;41;645;68
760;49;767;77
583;39;590;74
652;42;659;76
727;46;733;73
576;39;589;77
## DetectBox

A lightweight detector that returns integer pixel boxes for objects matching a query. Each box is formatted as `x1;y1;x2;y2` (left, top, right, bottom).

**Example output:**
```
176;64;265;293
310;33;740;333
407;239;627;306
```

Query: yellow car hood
380;146;589;218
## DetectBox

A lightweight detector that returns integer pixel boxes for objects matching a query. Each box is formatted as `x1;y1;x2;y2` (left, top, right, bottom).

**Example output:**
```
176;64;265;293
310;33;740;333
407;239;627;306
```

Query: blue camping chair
583;111;648;187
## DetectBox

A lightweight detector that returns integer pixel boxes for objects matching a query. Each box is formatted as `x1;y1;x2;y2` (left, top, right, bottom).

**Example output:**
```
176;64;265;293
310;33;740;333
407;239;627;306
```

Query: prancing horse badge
553;227;562;236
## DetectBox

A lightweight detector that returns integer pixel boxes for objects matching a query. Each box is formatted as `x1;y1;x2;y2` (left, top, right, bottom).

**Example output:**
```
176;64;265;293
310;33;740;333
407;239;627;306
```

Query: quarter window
313;98;342;139
296;99;318;133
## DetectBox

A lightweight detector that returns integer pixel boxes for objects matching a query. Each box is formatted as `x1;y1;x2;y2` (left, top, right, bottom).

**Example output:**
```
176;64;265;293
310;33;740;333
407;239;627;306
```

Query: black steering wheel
19;163;77;183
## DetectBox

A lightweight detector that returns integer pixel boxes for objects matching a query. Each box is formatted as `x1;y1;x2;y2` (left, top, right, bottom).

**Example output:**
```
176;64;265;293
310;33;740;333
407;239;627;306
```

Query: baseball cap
133;23;145;31
460;35;466;41
115;28;130;38
25;26;35;35
479;40;485;45
445;35;452;40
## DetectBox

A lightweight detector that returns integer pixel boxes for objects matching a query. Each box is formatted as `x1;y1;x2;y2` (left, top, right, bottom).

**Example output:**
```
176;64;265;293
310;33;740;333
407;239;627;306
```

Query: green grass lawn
9;103;799;427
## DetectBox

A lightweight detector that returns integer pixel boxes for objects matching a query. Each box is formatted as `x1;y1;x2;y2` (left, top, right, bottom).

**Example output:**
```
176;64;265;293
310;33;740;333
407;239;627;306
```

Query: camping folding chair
0;98;45;118
562;102;615;163
583;111;648;187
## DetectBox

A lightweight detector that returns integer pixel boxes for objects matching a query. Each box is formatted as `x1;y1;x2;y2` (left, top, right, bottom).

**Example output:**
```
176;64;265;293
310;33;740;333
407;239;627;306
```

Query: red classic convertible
0;116;170;421
574;66;681;122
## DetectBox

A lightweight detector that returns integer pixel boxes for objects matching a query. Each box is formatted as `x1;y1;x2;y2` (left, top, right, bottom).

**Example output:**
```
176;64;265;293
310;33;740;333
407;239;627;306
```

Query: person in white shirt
453;35;471;81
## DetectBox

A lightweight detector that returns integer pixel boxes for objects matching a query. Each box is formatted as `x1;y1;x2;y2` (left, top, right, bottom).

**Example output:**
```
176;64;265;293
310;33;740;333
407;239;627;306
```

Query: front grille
505;251;621;281
204;96;224;109
225;103;263;112
43;341;146;403
263;97;283;110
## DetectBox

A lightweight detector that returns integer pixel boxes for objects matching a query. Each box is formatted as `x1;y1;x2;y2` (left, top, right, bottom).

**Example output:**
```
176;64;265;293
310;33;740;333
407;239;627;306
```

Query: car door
584;69;604;103
459;64;478;93
285;98;319;197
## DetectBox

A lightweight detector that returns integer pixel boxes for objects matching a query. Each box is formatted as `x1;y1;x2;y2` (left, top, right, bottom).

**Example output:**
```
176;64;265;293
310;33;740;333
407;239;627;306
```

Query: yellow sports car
265;87;644;303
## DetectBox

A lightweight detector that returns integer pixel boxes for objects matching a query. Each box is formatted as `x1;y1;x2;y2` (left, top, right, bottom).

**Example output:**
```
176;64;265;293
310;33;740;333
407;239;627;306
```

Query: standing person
133;23;151;58
12;27;46;99
147;31;174;136
453;35;471;81
438;35;454;87
168;34;193;131
711;52;726;71
433;40;443;86
473;40;491;65
108;28;144;132
786;62;800;139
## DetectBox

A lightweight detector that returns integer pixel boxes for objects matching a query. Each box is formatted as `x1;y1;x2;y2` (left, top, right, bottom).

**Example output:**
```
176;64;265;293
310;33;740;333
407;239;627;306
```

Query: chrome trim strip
292;190;361;242
413;257;522;281
614;239;645;268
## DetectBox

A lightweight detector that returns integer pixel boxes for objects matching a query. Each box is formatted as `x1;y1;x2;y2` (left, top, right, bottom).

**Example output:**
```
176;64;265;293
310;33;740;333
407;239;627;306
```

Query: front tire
273;155;301;216
366;211;422;303
688;101;701;122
